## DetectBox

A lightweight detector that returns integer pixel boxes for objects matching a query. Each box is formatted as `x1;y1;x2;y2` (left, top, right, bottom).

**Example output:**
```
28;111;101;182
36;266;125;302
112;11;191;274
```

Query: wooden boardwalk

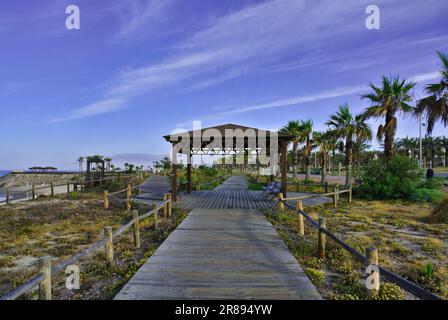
134;175;171;201
115;208;321;300
178;175;331;210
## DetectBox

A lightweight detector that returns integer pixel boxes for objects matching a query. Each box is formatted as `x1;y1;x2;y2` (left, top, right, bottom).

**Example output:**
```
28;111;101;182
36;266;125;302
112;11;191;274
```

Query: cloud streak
53;0;447;122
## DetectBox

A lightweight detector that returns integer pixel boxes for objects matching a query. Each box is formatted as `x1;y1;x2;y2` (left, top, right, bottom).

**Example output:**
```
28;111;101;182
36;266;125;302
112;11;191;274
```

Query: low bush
410;188;445;203
429;196;448;223
375;282;405;300
356;155;444;203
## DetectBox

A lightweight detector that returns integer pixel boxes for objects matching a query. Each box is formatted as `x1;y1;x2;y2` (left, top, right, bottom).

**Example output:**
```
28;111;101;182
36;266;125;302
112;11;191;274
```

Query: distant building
28;166;58;173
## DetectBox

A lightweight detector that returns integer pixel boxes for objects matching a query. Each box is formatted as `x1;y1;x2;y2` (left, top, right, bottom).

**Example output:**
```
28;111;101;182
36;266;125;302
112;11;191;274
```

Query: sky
0;0;447;170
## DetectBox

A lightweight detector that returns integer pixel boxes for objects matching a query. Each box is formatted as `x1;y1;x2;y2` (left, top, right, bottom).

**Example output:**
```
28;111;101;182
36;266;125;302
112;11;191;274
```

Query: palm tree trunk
292;143;298;179
305;142;311;180
321;154;327;184
445;147;448;167
332;149;336;174
384;110;394;163
345;138;353;187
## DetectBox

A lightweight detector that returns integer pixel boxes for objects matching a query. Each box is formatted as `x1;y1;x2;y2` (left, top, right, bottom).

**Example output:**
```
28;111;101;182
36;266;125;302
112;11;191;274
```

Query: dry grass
0;192;189;299
266;198;448;299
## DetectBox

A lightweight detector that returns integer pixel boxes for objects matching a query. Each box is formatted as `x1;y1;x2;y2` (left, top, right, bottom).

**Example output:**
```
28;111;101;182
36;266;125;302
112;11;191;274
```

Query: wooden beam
187;157;192;194
171;149;177;202
280;140;287;197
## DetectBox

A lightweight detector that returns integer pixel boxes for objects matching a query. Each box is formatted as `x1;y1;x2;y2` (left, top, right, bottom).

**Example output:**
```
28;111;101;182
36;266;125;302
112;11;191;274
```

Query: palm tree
280;121;301;178
297;120;315;180
104;157;112;171
362;75;416;162
77;156;84;173
396;136;415;158
415;52;448;134
353;138;371;170
422;137;438;167
314;131;332;183
440;136;448;167
326;103;372;187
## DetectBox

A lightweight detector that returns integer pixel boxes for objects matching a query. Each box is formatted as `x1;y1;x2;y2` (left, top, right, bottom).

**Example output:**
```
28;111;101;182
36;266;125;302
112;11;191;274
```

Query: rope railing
0;193;172;301
1;174;139;205
276;196;442;300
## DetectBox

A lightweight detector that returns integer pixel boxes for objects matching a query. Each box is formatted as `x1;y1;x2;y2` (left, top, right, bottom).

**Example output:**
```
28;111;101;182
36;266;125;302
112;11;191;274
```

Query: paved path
115;208;321;300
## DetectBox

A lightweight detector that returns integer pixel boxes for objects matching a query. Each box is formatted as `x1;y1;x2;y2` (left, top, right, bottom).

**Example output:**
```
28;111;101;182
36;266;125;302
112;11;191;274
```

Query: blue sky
0;0;447;170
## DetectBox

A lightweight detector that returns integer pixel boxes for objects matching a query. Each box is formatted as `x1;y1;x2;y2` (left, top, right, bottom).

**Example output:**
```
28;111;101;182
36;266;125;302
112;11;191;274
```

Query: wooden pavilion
163;123;293;201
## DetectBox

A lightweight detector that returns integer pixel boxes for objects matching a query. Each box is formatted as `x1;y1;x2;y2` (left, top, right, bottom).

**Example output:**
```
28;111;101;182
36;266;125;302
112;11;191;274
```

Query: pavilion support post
171;149;178;202
187;158;192;194
280;140;288;197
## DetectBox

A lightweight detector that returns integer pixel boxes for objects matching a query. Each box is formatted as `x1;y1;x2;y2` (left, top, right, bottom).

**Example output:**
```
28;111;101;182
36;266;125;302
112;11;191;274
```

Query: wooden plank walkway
178;175;332;210
115;208;321;300
134;175;171;201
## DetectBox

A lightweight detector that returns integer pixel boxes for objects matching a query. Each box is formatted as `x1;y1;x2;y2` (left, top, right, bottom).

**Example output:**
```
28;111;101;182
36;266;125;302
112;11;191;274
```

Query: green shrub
305;267;325;286
420;238;443;253
418;177;445;190
356;155;423;200
375;282;405;300
327;248;354;274
410;188;444;203
69;191;78;200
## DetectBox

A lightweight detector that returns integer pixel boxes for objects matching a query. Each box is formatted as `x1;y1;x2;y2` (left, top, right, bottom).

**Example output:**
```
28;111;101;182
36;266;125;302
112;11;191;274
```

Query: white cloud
411;71;439;83
51;98;125;122
218;86;367;115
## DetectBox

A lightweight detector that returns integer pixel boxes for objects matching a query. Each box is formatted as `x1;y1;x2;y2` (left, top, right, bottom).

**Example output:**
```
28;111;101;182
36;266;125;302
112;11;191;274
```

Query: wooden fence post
104;226;114;265
133;210;140;249
126;183;132;212
296;200;304;236
50;182;54;197
32;184;35;200
163;194;168;219
168;193;172;218
335;183;339;201
39;256;52;300
324;181;328;193
152;201;158;230
103;190;109;209
333;185;339;208
365;246;379;299
348;184;353;203
317;217;326;259
277;193;284;210
338;162;342;176
5;189;10;205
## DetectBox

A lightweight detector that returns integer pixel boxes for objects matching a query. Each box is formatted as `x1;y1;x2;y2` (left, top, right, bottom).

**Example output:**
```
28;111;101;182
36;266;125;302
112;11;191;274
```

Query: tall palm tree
422;137;438;167
280;121;301;178
297;120;315;180
314;131;332;183
326;103;372;187
362;76;416;162
77;156;84;172
353;138;371;170
396;136;415;158
415;52;448;134
440;136;448;167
